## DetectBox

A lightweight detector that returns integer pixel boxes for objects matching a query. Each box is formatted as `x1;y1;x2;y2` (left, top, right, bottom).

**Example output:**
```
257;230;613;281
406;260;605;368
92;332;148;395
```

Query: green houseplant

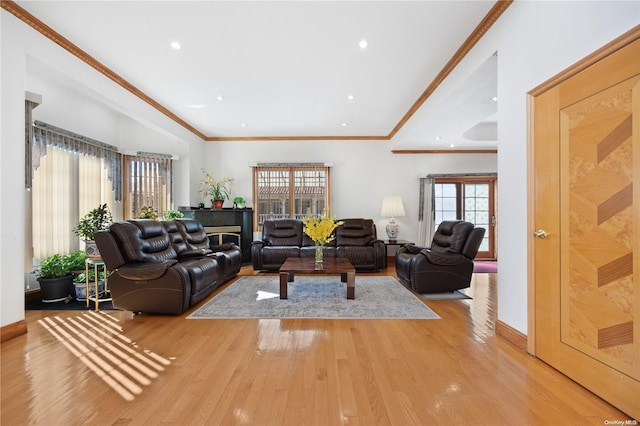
163;209;184;220
73;203;113;258
37;253;74;302
66;250;88;273
233;196;246;209
73;270;105;301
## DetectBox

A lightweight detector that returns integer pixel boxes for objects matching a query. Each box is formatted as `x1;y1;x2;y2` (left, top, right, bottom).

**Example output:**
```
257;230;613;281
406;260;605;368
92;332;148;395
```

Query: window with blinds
253;163;331;230
30;122;122;259
124;153;173;219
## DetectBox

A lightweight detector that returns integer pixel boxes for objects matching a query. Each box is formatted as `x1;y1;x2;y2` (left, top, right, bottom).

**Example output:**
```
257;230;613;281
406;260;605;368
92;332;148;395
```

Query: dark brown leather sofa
395;220;485;293
251;218;386;271
94;218;241;314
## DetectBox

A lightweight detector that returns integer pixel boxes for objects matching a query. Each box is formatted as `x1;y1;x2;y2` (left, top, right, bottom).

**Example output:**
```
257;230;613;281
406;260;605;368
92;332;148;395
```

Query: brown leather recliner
95;219;241;314
251;218;385;271
395;220;485;293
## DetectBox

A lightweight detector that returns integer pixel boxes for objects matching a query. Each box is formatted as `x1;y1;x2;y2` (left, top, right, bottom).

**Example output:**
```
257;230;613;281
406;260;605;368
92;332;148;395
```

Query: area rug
418;290;471;300
188;276;440;320
26;296;115;311
473;260;497;273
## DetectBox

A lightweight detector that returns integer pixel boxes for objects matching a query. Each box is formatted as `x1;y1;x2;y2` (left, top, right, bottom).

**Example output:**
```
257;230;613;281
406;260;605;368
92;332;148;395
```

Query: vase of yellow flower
302;209;344;264
200;169;234;210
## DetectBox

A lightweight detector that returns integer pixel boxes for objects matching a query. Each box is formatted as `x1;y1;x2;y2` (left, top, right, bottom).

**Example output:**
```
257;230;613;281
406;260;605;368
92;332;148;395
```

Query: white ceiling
14;0;499;148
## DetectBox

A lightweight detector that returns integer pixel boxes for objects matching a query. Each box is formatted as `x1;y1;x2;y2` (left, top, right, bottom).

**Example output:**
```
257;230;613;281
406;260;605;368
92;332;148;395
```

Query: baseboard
1;319;28;342
26;289;41;302
496;320;527;351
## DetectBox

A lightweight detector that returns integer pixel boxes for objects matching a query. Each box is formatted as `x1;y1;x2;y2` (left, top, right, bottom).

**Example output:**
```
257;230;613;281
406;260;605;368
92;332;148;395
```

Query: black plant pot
37;275;74;303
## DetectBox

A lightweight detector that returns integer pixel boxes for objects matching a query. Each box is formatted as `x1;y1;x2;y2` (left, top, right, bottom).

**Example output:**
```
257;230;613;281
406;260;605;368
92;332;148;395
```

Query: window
253;163;331;229
30;122;122;259
434;177;496;259
124;153;173;219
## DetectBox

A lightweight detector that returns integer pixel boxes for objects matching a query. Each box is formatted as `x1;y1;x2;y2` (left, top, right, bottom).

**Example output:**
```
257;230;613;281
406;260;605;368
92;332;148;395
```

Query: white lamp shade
380;196;405;218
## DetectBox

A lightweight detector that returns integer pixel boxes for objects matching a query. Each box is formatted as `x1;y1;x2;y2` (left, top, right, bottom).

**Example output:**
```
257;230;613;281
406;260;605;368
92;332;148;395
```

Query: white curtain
30;122;122;259
417;177;435;246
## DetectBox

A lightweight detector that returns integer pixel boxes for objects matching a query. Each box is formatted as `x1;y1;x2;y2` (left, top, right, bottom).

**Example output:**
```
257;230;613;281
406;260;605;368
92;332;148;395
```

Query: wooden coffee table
279;257;355;300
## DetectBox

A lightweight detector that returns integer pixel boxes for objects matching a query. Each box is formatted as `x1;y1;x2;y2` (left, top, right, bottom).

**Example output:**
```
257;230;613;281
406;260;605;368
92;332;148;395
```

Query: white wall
427;1;638;334
1;10;205;328
2;2;637;337
207;140;496;241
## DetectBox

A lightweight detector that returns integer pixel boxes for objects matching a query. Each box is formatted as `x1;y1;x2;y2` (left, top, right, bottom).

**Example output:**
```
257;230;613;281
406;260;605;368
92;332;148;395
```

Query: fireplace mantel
179;208;254;263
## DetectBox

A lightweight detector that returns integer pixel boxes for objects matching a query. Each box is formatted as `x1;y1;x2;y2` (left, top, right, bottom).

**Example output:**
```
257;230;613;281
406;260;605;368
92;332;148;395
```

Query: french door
433;177;496;259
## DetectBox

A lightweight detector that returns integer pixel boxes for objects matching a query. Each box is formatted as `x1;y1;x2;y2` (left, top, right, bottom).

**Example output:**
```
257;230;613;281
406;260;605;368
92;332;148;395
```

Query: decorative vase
315;244;324;264
212;199;224;210
84;239;101;259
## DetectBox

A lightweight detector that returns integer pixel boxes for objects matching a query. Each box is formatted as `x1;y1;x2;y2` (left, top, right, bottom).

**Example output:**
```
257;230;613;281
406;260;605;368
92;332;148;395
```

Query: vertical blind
124;153;173;219
30;122;122;259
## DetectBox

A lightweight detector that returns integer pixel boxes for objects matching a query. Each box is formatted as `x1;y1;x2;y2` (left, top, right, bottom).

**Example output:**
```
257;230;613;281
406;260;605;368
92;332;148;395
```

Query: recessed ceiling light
347;94;355;100
341;122;348;127
450;144;456;148
186;104;207;109
170;41;181;50
241;123;247;127
216;96;224;101
435;136;442;141
358;40;368;49
491;96;498;102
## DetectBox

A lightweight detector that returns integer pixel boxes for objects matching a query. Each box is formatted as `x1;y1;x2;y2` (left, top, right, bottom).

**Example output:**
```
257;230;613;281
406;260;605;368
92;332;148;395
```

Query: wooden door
530;32;640;419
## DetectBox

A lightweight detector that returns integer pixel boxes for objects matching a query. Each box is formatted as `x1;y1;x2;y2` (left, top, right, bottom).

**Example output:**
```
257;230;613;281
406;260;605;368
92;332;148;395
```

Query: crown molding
3;0;511;143
1;0;207;140
206;135;390;142
387;0;513;139
392;149;497;154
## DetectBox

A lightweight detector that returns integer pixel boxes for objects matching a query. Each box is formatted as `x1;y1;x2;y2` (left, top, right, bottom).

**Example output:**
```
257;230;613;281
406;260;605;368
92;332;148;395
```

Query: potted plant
136;206;158;219
233;196;246;209
73;270;105;301
163;209;184;220
66;250;88;277
200;169;233;210
74;203;113;258
37;253;74;302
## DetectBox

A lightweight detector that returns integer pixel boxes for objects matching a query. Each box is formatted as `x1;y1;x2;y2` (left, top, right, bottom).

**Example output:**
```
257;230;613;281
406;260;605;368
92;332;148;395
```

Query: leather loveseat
251;218;386;271
94;218;241;314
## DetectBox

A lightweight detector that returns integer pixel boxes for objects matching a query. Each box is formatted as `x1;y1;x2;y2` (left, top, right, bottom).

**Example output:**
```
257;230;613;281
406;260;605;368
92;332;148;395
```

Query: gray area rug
188;275;440;319
419;290;472;300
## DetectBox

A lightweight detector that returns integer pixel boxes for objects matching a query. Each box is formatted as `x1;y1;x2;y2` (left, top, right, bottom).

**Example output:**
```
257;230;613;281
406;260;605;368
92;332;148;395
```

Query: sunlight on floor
38;311;173;401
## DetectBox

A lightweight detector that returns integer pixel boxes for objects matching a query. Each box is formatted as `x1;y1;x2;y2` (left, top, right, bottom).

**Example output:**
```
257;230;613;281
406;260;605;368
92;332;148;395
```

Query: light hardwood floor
1;263;633;425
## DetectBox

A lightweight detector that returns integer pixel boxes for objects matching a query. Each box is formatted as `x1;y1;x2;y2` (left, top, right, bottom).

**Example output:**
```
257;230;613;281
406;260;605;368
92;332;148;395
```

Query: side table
85;258;111;311
382;240;414;267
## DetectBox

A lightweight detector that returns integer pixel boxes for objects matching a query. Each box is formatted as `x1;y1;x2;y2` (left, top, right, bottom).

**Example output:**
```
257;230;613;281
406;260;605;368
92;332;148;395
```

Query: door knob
533;229;549;239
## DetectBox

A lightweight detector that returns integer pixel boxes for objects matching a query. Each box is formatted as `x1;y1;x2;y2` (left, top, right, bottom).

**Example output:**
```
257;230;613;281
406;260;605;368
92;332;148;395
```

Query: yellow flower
302;209;344;246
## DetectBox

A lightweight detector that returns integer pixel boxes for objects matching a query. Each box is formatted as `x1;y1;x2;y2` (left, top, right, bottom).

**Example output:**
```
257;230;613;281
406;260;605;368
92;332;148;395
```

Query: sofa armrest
422;250;466;266
117;259;179;280
251;240;266;269
398;244;429;255
210;243;239;252
177;248;213;259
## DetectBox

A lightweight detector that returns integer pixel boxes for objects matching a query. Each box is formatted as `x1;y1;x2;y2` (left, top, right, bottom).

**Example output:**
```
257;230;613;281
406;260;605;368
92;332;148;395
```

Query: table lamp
380;196;405;242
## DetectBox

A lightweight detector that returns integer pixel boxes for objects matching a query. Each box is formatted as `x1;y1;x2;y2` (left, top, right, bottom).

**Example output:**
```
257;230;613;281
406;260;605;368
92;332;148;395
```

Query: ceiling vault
2;0;512;143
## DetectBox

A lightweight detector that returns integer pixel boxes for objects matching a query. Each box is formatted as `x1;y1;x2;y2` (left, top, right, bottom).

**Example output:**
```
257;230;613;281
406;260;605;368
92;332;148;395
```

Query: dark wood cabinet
179;208;254;263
